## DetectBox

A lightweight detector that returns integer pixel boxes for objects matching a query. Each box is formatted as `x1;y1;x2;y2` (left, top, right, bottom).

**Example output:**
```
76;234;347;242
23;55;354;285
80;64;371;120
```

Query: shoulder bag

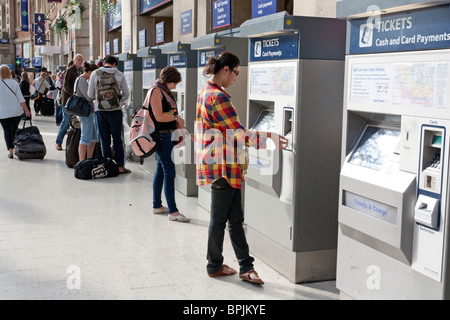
64;77;91;117
30;80;45;101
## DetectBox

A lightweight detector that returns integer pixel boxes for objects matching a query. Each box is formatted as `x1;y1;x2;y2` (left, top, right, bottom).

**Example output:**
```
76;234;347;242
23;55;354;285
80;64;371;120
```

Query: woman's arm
150;88;179;123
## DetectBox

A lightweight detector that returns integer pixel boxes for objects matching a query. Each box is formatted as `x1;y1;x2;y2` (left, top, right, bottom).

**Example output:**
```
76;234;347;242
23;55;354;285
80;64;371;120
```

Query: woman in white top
0;65;31;159
33;71;51;116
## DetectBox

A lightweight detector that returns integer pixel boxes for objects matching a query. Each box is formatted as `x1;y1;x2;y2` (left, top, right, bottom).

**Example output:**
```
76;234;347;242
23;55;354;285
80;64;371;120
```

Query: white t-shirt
0;79;26;119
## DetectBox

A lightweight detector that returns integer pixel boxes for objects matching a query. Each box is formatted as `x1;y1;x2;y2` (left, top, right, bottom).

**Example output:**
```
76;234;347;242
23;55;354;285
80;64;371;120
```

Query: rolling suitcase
40;97;55;116
13;120;47;160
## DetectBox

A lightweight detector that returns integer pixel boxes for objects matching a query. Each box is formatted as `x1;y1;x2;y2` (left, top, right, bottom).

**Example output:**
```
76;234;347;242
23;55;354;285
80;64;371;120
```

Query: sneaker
153;207;169;214
169;213;191;223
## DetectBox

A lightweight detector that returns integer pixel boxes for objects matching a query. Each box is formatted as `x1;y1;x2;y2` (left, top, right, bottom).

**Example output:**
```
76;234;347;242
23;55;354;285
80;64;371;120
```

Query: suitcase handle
21;118;33;129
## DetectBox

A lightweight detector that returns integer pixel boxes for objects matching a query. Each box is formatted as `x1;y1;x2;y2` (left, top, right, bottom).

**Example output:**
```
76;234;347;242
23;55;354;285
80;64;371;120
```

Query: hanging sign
213;0;231;29
20;0;29;31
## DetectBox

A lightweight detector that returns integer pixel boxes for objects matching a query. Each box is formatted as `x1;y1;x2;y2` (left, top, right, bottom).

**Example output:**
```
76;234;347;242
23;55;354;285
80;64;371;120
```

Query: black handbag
64;76;91;117
65;95;90;117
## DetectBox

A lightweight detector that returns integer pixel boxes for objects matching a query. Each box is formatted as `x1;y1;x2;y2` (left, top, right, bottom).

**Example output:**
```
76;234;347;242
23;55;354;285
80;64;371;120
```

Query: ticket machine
118;53;143;122
239;12;346;283
336;2;450;299
160;42;198;197
137;47;167;103
190;32;249;211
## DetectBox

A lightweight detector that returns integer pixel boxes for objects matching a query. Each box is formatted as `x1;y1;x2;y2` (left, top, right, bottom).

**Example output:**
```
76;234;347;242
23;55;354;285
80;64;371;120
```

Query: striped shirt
195;81;268;189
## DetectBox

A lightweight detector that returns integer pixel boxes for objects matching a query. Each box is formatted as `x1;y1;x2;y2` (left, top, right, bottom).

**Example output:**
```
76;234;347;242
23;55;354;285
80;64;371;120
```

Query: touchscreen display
349;126;400;171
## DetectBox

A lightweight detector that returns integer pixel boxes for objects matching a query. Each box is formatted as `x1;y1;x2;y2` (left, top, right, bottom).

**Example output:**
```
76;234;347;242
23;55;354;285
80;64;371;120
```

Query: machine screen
252;110;275;132
349;126;400;171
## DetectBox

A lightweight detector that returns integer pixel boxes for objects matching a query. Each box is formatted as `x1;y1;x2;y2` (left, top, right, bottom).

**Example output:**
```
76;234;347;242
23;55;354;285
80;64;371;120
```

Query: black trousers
0;115;22;150
207;177;254;275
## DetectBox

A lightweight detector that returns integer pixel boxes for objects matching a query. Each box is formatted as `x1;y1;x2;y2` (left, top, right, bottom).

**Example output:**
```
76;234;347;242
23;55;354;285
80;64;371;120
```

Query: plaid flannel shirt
195;81;268;189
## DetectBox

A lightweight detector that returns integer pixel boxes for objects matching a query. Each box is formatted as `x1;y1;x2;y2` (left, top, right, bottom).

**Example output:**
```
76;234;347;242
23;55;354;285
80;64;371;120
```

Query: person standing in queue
196;52;288;285
56;54;83;151
148;66;191;223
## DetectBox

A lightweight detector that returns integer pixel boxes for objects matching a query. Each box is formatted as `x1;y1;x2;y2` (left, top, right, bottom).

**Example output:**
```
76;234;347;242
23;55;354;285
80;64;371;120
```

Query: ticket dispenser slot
283;107;294;151
415;127;445;230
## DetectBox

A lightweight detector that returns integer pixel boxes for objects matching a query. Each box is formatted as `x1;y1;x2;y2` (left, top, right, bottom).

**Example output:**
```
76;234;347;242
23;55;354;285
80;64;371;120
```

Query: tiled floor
0;114;338;300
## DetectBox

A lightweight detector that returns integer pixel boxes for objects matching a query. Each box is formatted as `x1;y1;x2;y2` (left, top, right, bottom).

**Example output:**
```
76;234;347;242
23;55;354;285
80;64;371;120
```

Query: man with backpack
88;55;130;174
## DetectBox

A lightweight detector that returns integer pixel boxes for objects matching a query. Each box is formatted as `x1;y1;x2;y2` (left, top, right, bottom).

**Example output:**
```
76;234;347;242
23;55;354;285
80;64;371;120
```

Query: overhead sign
34;24;45;35
20;0;29;31
34;35;46;46
22;58;31;68
252;0;278;19
140;0;171;14
180;9;192;35
213;0;231;29
139;30;146;49
107;1;122;31
156;22;165;43
33;56;42;67
34;13;45;24
350;5;450;54
249;33;299;61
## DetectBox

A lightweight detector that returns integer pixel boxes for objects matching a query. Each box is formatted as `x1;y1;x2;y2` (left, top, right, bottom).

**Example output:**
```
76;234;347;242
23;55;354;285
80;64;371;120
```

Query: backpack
95;69;121;111
129;88;161;158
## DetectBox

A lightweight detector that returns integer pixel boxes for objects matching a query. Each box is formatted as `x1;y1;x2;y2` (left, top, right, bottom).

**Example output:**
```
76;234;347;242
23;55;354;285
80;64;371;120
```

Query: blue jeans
153;133;179;214
77;113;98;146
56;107;71;145
96;110;125;167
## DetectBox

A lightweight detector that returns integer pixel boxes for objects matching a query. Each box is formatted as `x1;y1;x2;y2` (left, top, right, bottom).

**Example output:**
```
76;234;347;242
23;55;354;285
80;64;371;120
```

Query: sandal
208;264;237;278
239;269;264;285
119;168;131;174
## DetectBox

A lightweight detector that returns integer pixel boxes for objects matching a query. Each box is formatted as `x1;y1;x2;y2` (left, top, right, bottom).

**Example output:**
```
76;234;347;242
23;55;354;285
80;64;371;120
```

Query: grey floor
0;114;338;300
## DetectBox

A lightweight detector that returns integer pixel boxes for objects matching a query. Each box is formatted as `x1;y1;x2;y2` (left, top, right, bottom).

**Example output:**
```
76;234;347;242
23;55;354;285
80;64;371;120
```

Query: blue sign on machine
349;4;450;54
168;53;187;68
249;33;299;61
198;48;224;67
213;0;231;29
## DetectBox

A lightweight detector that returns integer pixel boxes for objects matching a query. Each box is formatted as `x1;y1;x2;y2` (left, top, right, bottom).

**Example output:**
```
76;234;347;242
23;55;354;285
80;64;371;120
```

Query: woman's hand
268;132;289;150
176;116;185;129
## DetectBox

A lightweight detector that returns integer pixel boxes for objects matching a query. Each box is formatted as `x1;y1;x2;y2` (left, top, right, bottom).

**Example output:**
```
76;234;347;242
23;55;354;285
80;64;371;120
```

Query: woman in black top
149;66;190;223
19;72;31;118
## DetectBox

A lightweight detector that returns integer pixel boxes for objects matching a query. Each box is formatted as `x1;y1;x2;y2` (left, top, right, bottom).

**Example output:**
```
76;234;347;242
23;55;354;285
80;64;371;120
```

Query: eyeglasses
231;69;240;76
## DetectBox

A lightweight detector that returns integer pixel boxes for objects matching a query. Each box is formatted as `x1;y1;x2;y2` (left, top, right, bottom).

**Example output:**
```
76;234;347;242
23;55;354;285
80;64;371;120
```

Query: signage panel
350;5;450;54
249;33;299;61
213;0;231;29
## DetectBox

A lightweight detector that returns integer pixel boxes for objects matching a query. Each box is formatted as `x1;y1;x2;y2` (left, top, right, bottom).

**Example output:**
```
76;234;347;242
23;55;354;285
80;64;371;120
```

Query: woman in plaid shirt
196;52;287;285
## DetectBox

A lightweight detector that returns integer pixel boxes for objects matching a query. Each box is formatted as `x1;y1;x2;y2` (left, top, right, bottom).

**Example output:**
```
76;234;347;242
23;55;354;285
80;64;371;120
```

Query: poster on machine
250;62;296;97
350;61;450;109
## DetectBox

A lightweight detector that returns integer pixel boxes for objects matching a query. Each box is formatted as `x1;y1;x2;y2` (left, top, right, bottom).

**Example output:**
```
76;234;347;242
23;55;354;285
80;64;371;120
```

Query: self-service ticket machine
118;53;143;122
239;12;346;283
137;47;167;103
336;2;450;299
190;32;249;212
160;42;198;197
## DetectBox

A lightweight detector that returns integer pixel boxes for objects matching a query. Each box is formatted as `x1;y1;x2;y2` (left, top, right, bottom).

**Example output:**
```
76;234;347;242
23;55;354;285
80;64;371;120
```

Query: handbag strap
2;80;24;106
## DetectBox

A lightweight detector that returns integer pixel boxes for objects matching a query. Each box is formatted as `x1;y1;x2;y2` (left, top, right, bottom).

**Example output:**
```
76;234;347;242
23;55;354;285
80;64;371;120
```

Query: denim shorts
77;113;98;146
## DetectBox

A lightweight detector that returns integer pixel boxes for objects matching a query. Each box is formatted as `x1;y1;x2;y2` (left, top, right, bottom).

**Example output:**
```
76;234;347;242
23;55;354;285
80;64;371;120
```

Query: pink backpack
129;88;160;158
